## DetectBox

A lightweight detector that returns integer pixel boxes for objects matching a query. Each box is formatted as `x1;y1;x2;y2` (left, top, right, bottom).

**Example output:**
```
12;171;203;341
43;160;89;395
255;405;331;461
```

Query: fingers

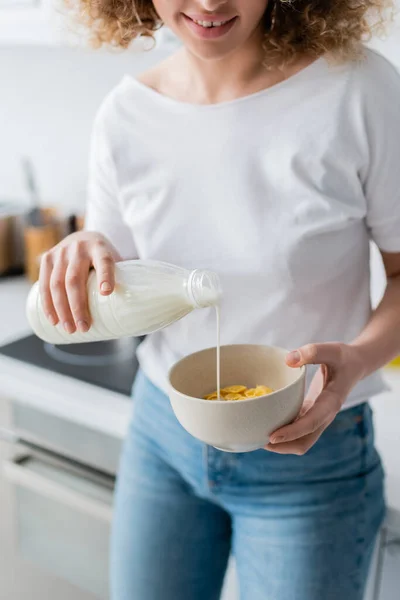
286;342;344;368
37;232;117;336
265;425;325;455
269;342;360;455
92;239;116;295
50;247;75;333
268;389;341;445
39;252;58;325
65;249;92;332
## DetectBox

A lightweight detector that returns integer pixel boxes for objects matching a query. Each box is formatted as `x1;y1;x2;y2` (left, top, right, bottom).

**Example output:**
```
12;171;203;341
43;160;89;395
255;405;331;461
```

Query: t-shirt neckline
123;56;325;111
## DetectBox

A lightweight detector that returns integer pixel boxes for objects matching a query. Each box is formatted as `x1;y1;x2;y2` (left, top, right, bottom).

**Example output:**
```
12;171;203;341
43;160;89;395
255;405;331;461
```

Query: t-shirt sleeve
84;101;138;260
361;53;400;253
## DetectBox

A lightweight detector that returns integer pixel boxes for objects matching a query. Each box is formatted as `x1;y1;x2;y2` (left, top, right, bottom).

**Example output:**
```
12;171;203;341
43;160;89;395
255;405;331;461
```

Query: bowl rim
168;343;306;405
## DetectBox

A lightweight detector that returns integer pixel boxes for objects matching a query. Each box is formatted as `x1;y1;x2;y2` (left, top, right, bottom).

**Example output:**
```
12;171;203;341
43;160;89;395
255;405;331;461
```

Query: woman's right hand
39;231;122;334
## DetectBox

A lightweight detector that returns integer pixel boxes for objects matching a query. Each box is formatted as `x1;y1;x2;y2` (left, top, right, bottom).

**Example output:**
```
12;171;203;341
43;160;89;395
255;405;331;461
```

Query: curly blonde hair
67;0;393;64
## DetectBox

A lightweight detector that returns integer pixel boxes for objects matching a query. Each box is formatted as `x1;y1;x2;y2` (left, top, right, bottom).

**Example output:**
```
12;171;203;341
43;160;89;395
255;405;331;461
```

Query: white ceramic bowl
169;344;306;452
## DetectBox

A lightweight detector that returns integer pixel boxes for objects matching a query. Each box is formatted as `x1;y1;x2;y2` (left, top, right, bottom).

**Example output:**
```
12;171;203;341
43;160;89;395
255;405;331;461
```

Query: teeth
193;19;228;28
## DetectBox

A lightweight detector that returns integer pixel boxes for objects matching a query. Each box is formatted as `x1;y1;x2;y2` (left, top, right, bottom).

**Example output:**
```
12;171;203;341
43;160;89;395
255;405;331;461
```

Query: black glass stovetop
0;334;141;396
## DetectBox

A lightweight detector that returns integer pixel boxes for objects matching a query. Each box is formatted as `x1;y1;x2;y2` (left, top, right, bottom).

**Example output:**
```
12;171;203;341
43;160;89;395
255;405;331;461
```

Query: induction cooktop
0;334;141;396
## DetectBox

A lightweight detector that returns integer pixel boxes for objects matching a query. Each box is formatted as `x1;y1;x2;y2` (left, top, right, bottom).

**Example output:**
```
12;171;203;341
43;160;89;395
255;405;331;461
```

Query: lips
185;13;237;25
183;14;238;39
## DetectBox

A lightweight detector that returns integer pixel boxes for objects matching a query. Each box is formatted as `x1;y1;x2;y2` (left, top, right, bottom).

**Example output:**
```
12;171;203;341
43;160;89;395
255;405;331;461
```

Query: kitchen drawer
4;454;114;599
12;402;122;474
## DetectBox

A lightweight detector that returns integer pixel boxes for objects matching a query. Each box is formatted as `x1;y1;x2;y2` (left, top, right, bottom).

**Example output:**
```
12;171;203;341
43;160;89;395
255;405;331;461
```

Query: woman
40;1;400;599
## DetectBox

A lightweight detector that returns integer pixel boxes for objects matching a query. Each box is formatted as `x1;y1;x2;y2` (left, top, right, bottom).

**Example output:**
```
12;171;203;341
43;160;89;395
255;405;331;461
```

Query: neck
178;28;272;104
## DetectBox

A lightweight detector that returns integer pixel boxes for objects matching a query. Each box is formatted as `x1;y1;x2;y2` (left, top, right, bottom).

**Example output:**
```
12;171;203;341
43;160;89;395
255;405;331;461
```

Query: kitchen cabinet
4;452;114;599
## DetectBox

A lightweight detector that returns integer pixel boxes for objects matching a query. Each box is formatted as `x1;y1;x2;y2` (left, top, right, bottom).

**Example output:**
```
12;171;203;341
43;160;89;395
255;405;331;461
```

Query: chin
179;34;245;61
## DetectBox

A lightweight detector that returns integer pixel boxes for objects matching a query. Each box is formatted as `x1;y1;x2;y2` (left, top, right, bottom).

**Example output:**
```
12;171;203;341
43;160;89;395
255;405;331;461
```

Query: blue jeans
110;370;385;600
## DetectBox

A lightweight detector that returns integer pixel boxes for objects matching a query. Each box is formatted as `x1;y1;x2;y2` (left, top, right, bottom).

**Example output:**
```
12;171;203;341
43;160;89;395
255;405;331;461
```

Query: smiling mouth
186;16;236;29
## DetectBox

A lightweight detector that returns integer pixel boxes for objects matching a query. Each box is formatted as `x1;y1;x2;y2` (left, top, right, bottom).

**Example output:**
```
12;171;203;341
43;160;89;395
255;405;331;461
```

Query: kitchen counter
0;276;132;438
0;276;399;529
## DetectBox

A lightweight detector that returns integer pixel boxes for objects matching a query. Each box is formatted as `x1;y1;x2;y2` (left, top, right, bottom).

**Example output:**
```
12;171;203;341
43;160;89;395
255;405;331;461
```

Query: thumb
286;343;343;368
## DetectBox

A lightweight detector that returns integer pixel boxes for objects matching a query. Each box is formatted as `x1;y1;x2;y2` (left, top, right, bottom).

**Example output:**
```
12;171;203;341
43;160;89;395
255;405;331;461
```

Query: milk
26;259;222;345
216;305;221;399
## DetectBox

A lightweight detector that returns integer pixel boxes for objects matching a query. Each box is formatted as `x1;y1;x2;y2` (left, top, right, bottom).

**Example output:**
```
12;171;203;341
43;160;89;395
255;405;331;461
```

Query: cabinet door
4;453;114;598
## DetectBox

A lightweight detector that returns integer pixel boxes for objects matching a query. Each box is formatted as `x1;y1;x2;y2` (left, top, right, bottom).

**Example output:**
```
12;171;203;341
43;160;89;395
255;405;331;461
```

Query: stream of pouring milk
216;306;221;400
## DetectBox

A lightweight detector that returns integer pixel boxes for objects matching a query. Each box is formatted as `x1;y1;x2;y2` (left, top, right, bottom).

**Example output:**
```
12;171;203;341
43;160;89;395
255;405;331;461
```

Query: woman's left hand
265;342;366;455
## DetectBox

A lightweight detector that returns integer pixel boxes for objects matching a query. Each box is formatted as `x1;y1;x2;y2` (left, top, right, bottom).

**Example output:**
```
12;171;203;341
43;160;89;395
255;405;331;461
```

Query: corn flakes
204;385;274;401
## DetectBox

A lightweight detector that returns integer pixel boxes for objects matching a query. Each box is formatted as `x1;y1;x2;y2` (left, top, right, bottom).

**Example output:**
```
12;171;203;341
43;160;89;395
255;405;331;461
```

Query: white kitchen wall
0;44;173;215
368;2;400;64
0;9;398;218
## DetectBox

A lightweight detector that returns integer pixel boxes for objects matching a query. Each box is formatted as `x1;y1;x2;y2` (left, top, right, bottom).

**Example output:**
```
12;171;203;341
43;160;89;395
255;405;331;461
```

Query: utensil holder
23;208;61;282
76;215;85;231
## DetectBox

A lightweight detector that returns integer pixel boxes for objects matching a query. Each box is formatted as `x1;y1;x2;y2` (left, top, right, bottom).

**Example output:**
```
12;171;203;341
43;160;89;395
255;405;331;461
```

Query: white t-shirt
85;48;400;409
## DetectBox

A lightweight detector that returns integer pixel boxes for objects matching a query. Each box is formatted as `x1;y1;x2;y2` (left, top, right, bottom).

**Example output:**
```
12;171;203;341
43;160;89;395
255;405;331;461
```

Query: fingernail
287;350;301;364
100;282;112;293
48;315;57;326
270;436;285;444
77;320;89;333
64;322;74;334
